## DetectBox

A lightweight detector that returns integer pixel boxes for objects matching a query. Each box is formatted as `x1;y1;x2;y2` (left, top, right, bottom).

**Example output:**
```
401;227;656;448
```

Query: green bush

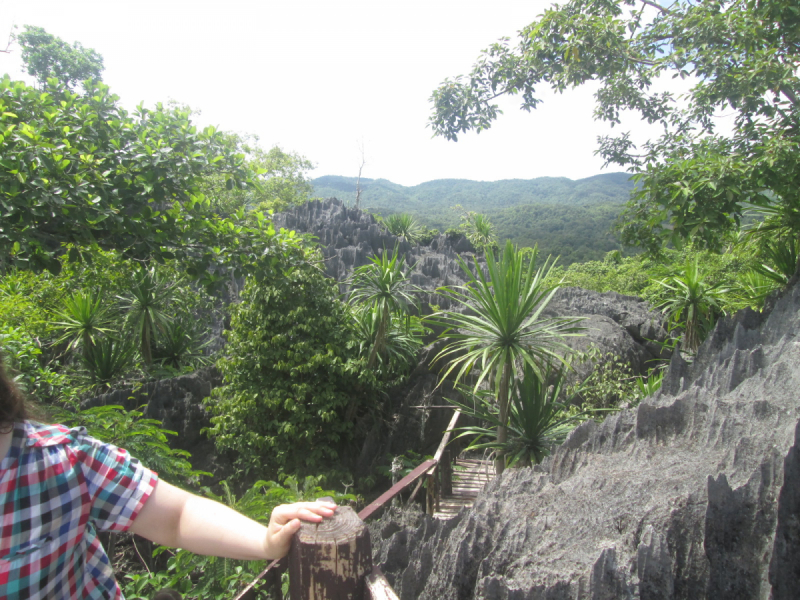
0;325;70;404
52;404;208;485
207;261;382;479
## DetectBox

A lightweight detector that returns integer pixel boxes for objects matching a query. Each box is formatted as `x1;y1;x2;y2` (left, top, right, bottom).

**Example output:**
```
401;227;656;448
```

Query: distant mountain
311;173;635;265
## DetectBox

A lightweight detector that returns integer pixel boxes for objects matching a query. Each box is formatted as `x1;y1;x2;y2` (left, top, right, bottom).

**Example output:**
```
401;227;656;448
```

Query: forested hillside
312;173;633;263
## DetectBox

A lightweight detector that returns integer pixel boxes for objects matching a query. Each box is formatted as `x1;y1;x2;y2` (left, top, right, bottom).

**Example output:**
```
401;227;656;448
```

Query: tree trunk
142;314;153;364
367;308;388;369
495;362;511;475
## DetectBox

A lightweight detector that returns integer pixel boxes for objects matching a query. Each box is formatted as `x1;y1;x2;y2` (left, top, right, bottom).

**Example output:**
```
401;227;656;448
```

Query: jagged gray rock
544;287;670;379
272;197;478;308
82;368;227;476
273;199;670;479
274;198;668;373
370;276;800;598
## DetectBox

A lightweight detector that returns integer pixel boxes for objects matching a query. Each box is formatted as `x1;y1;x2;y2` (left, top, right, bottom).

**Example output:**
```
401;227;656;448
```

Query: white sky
0;0;658;186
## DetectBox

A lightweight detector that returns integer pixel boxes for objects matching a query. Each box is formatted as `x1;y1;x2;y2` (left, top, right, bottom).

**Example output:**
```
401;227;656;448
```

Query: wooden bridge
231;408;494;600
432;456;494;520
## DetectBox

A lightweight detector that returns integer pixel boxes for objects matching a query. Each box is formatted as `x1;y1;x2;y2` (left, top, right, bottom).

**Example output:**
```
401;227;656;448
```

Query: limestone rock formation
370;275;800;598
83;368;226;476
544;287;670;379
273;198;670;479
272;197;477;306
273;198;669;372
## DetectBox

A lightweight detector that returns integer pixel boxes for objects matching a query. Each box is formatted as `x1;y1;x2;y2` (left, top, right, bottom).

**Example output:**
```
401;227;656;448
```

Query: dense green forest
3;2;800;597
313;173;633;263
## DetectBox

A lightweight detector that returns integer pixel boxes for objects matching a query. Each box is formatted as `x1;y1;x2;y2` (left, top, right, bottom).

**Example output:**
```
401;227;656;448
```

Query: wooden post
440;447;453;497
425;473;439;516
434;470;441;513
289;506;372;599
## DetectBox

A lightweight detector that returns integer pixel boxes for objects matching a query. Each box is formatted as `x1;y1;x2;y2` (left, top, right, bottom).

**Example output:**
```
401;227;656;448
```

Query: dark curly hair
0;356;27;433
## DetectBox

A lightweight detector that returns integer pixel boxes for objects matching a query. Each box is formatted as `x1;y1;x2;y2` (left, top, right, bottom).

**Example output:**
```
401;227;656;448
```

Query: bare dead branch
639;0;672;14
354;140;366;210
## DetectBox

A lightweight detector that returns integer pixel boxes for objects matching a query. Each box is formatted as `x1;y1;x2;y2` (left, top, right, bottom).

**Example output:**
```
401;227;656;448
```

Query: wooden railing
233;409;462;600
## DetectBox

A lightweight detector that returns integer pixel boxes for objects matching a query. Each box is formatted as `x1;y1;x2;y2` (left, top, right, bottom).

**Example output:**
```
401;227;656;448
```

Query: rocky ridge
273;198;669;369
272;198;670;475
272;197;476;305
369;276;800;598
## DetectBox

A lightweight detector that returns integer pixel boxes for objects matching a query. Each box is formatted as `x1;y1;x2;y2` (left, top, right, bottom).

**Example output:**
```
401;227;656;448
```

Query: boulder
544;287;670;379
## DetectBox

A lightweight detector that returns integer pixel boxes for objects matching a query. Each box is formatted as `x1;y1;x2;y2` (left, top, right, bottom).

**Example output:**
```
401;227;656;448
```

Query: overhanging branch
639;0;672;14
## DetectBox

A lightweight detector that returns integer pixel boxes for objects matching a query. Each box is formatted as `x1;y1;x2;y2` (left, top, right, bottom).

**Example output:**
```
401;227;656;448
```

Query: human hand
264;500;338;559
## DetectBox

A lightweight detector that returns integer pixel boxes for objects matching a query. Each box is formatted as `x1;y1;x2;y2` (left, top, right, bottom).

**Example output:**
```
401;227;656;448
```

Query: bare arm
129;479;336;560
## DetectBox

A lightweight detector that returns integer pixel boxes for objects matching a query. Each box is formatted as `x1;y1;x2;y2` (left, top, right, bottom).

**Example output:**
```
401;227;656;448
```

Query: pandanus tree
52;291;112;357
451;363;589;468
429;240;583;474
384;213;423;244
348;247;419;369
657;258;729;353
118;267;176;364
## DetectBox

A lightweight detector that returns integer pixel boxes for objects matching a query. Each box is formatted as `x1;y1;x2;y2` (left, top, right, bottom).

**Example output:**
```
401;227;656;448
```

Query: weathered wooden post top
289;503;374;600
236;410;469;599
235;501;399;600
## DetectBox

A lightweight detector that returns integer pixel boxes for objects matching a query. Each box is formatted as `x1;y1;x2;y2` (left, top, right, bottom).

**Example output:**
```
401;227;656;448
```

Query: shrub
207;262;381;479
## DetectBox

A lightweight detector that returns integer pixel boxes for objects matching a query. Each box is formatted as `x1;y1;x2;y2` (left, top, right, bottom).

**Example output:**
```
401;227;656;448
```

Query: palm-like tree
429;240;583;473
351;305;425;376
152;320;210;369
451;363;589;468
384;213;423;244
118;267;176;364
465;212;496;250
736;270;779;309
657;258;729;352
80;336;134;389
348;247;419;368
52;291;112;356
751;235;800;285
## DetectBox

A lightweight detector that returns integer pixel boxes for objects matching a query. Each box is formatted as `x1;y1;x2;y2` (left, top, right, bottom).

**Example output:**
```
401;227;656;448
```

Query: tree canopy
200;135;315;216
17;25;104;89
429;0;800;252
0;76;305;285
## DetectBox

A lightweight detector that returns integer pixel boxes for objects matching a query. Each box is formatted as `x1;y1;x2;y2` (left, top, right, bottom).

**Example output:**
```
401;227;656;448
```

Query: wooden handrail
407;409;460;506
434;409;461;462
366;566;400;599
357;459;436;521
235;408;461;599
233;557;286;600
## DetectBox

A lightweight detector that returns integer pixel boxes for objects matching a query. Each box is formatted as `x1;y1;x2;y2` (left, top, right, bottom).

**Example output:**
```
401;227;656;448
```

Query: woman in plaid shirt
0;363;336;599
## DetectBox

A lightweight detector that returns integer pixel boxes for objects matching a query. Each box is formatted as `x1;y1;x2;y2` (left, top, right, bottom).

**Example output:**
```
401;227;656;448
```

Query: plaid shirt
0;421;158;599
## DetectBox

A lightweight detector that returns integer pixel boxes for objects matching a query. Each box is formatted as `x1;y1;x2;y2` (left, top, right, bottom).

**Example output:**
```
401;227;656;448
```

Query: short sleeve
69;429;159;533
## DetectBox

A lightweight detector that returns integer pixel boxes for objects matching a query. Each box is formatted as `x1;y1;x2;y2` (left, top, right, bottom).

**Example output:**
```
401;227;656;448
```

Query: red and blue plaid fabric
0;421;158;599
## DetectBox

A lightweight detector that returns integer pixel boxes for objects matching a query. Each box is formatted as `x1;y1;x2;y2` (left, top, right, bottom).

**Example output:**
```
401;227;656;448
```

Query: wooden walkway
433;458;495;520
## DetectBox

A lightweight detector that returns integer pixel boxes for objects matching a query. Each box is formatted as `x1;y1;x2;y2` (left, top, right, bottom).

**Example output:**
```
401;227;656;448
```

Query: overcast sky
1;0;653;186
